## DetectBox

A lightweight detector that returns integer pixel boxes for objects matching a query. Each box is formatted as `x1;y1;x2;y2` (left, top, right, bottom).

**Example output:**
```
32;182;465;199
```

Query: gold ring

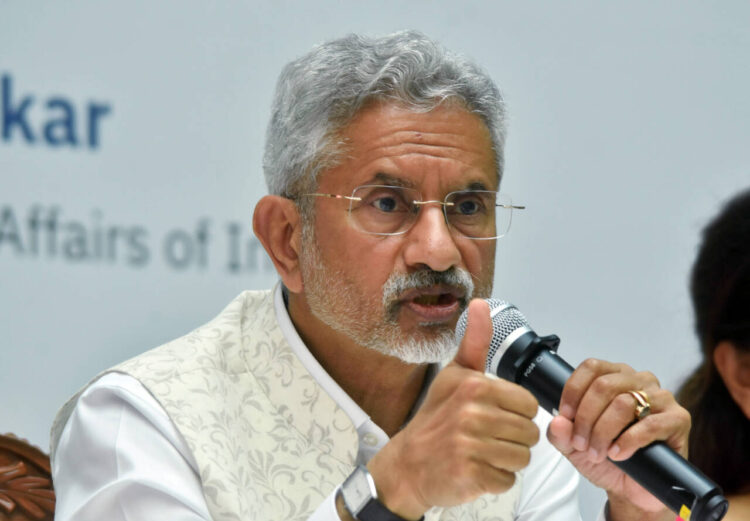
629;390;651;420
628;390;651;420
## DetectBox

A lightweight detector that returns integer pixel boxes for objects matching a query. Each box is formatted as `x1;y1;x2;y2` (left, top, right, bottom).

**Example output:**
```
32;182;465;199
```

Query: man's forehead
345;99;492;140
322;102;499;190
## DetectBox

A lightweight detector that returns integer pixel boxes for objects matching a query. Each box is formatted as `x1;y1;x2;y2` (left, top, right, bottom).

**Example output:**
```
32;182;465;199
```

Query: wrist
605;496;673;521
340;465;425;521
369;481;426;521
367;451;428;520
336;490;356;521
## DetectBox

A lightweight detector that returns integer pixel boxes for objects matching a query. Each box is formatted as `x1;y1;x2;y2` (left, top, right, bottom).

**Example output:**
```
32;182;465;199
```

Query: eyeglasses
301;185;525;240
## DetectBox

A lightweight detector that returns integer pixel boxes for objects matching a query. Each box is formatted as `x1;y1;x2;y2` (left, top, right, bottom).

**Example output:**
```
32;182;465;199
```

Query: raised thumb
452;298;492;371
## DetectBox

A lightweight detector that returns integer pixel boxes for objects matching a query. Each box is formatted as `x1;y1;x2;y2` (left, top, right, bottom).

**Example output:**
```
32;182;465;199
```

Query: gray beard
300;228;487;364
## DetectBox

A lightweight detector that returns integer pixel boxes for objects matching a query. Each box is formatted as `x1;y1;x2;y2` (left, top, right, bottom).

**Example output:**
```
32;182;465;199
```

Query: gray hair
263;30;507;198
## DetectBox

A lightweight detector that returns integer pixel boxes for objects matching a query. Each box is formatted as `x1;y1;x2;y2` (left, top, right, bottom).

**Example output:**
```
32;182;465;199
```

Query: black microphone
455;299;728;521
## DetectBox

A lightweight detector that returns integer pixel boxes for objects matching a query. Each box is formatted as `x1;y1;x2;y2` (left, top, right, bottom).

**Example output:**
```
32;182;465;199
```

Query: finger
586;391;646;463
455;374;539;420
562;361;662;453
458;404;540;447
452;299;492;372
572;370;661;453
478;438;533;473
607;390;691;461
472;462;517;496
569;369;638;452
492;411;540;448
441;456;517;502
559;358;629;420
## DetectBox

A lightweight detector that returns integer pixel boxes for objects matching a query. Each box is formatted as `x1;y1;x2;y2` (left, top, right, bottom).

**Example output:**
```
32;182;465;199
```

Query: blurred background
1;1;748;518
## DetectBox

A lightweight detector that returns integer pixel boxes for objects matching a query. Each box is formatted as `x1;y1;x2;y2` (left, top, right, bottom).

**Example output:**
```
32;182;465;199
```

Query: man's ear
713;340;750;419
253;195;304;293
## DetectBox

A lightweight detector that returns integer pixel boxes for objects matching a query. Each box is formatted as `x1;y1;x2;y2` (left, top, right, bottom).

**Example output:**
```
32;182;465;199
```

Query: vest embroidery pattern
55;289;521;520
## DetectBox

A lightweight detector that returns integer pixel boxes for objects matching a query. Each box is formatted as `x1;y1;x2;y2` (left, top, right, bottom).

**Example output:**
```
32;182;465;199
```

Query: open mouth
401;288;464;322
411;293;459;306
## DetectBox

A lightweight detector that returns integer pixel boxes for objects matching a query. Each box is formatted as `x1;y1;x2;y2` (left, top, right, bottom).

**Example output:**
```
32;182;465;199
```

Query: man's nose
402;203;462;272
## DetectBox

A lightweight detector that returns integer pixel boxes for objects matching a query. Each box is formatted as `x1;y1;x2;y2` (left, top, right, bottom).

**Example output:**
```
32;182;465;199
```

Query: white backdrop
1;2;749;518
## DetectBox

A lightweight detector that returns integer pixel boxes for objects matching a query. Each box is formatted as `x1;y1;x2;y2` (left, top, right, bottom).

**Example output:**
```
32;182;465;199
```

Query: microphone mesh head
455;298;531;372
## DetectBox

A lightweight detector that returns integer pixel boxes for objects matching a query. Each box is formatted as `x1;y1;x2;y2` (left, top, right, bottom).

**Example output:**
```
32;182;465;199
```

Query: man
51;31;690;521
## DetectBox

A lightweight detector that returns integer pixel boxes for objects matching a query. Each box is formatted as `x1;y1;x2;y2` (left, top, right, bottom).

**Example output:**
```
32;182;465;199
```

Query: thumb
546;415;575;456
452;298;492;371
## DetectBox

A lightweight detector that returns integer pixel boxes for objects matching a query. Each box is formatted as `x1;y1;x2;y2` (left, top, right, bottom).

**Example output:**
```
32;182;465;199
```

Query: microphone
455;299;729;521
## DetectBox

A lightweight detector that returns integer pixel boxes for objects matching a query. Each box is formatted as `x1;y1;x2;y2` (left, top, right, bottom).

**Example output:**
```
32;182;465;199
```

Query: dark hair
676;188;750;494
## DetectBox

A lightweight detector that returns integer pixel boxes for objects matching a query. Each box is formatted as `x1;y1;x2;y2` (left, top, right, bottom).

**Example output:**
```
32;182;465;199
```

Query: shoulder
53;372;195;467
51;289;277;456
116;289;277;378
51;373;212;521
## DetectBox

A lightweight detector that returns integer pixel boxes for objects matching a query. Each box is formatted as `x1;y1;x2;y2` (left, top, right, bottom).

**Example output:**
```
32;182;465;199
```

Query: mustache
382;267;475;318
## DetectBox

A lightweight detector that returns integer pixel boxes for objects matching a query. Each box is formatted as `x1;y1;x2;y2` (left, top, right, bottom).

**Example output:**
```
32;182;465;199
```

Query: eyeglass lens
348;185;512;239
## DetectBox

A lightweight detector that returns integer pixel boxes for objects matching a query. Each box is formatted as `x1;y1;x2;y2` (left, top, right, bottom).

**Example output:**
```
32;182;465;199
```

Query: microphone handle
509;346;728;521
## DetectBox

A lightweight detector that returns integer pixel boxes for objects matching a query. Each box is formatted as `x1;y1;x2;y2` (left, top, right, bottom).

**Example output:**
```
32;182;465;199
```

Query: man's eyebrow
367;172;416;188
364;173;493;191
466;181;490;191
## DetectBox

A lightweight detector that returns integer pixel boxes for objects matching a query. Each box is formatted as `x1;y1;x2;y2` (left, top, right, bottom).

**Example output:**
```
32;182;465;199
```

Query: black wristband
358;495;423;521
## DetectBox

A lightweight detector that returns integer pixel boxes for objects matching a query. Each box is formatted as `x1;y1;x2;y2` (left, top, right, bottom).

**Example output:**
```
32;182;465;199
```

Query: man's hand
366;299;541;520
547;359;692;521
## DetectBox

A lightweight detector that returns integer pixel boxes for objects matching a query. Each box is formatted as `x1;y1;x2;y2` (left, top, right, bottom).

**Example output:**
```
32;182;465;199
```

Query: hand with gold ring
546;358;691;521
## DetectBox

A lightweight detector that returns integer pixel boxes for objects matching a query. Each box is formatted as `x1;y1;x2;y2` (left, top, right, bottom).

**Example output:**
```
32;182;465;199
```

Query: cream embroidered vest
52;289;521;521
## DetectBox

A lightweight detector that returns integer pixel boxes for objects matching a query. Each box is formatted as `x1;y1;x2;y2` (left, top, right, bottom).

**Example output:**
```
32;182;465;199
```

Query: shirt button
362;433;378;447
